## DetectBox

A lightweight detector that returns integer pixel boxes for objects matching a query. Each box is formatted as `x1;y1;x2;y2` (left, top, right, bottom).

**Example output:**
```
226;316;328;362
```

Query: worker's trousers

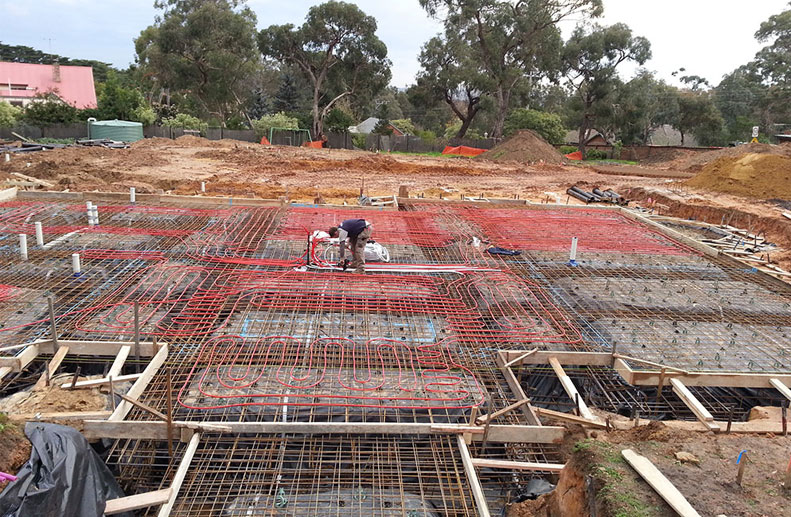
349;226;372;273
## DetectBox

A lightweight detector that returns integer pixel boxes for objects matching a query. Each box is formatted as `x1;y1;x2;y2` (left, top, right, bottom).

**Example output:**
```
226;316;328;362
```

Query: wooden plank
11;410;112;421
0;344;39;372
457;436;492;517
53;340;161;357
770;378;791;402
109;345;168;421
495;351;540;425
33;345;70;390
670;378;720;432
622;449;701;517
502;350;613;367
549;356;596;421
82;420;566;444
108;346;131;378
613;358;635;384
503;348;538;368
535;407;609;429
157;433;200;517
61;373;142;389
470;458;565;473
105;488;172;515
631;370;791;389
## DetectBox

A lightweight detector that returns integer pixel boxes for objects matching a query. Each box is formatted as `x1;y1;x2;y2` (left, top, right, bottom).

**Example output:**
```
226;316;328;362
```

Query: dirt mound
131;137;174;149
685;153;791;199
174;134;211;147
477;130;565;164
639;147;696;165
668;142;791;172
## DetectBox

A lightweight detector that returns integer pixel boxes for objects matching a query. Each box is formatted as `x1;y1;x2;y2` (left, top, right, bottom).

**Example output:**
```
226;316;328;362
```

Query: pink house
0;61;97;109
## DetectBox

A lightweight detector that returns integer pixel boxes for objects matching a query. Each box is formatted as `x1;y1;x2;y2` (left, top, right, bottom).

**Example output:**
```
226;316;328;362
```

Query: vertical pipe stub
71;253;81;277
86;201;94;226
34;221;44;247
130;187;136;204
201;181;206;193
569;237;579;267
19;234;28;261
91;205;99;226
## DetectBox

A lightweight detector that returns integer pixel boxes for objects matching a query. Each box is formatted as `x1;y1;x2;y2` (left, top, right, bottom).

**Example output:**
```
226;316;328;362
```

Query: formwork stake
736;450;748;486
108;375;116;411
69;366;81;392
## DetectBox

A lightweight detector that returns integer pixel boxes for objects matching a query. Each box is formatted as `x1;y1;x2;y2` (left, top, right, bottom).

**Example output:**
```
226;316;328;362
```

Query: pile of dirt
477;130;566;164
0;418;30;490
667;142;791;172
685;152;791;199
639;147;696;165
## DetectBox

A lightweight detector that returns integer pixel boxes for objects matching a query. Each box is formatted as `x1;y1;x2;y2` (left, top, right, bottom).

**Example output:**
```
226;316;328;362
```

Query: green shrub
251;112;299;139
504;109;566;144
352;134;367;149
0;101;22;128
161;113;208;131
444;121;481;139
415;129;437;143
325;108;355;132
23;95;78;126
585;149;608;160
559;145;578;155
131;105;157;126
391;118;416;135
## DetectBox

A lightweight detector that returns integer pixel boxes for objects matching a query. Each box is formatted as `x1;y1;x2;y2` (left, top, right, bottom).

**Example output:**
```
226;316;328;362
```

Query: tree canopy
419;0;603;138
258;1;391;138
135;0;260;124
562;23;651;155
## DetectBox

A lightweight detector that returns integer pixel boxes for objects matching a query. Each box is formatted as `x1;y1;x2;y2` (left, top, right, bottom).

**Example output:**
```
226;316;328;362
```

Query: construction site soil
477;129;566;164
1;134;789;271
510;421;791;517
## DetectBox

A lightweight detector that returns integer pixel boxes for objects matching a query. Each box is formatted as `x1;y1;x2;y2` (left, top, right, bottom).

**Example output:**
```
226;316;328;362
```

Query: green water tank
89;120;144;142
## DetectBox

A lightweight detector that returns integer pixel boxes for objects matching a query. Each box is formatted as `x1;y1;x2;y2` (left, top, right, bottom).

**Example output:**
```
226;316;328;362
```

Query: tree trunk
456;116;474;139
491;87;510;138
312;87;322;140
680;129;685;146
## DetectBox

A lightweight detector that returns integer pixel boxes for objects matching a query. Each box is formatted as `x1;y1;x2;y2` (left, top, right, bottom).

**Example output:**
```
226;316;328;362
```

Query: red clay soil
685;153;791;200
661;142;791;172
477;130;566;164
0;422;30;491
508;421;791;517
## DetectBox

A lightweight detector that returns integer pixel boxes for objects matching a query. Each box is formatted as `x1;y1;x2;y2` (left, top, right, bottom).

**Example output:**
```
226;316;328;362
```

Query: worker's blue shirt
340;219;369;238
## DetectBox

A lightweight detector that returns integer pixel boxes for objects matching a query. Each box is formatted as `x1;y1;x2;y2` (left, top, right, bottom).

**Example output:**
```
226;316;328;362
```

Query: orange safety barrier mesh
441;145;486;157
565;151;583;161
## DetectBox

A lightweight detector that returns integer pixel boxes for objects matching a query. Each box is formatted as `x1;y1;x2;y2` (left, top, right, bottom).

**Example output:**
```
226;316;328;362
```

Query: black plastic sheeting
0;423;130;517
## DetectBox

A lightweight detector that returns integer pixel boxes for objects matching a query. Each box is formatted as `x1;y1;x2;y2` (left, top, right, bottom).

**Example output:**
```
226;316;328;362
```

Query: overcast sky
1;0;787;88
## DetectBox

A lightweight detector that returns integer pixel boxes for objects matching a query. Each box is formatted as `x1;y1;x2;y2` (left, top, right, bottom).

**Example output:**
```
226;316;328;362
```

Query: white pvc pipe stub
86;201;94;226
19;234;28;261
72;253;81;276
34;222;44;247
201;181;206;193
569;237;579;266
130;187;136;204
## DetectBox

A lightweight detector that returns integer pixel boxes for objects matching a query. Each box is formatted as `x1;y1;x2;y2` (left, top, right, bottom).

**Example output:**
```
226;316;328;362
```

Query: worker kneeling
329;219;372;274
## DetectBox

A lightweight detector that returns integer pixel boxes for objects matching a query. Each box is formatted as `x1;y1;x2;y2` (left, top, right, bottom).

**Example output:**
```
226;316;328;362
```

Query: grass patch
574;439;664;517
35;138;75;145
387;151;469;159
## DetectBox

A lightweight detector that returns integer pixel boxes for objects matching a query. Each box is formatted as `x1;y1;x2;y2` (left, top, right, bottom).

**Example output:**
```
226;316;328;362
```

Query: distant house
0;61;97;109
349;117;405;136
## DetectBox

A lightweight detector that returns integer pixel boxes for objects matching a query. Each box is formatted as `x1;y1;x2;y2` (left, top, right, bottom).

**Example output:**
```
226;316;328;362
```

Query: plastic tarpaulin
565;151;583;161
441;145;486;157
0;423;130;517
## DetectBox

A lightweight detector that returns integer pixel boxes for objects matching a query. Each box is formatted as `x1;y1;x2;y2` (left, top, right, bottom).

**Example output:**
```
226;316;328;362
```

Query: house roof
349;117;405;135
564;129;610;145
0;62;97;109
